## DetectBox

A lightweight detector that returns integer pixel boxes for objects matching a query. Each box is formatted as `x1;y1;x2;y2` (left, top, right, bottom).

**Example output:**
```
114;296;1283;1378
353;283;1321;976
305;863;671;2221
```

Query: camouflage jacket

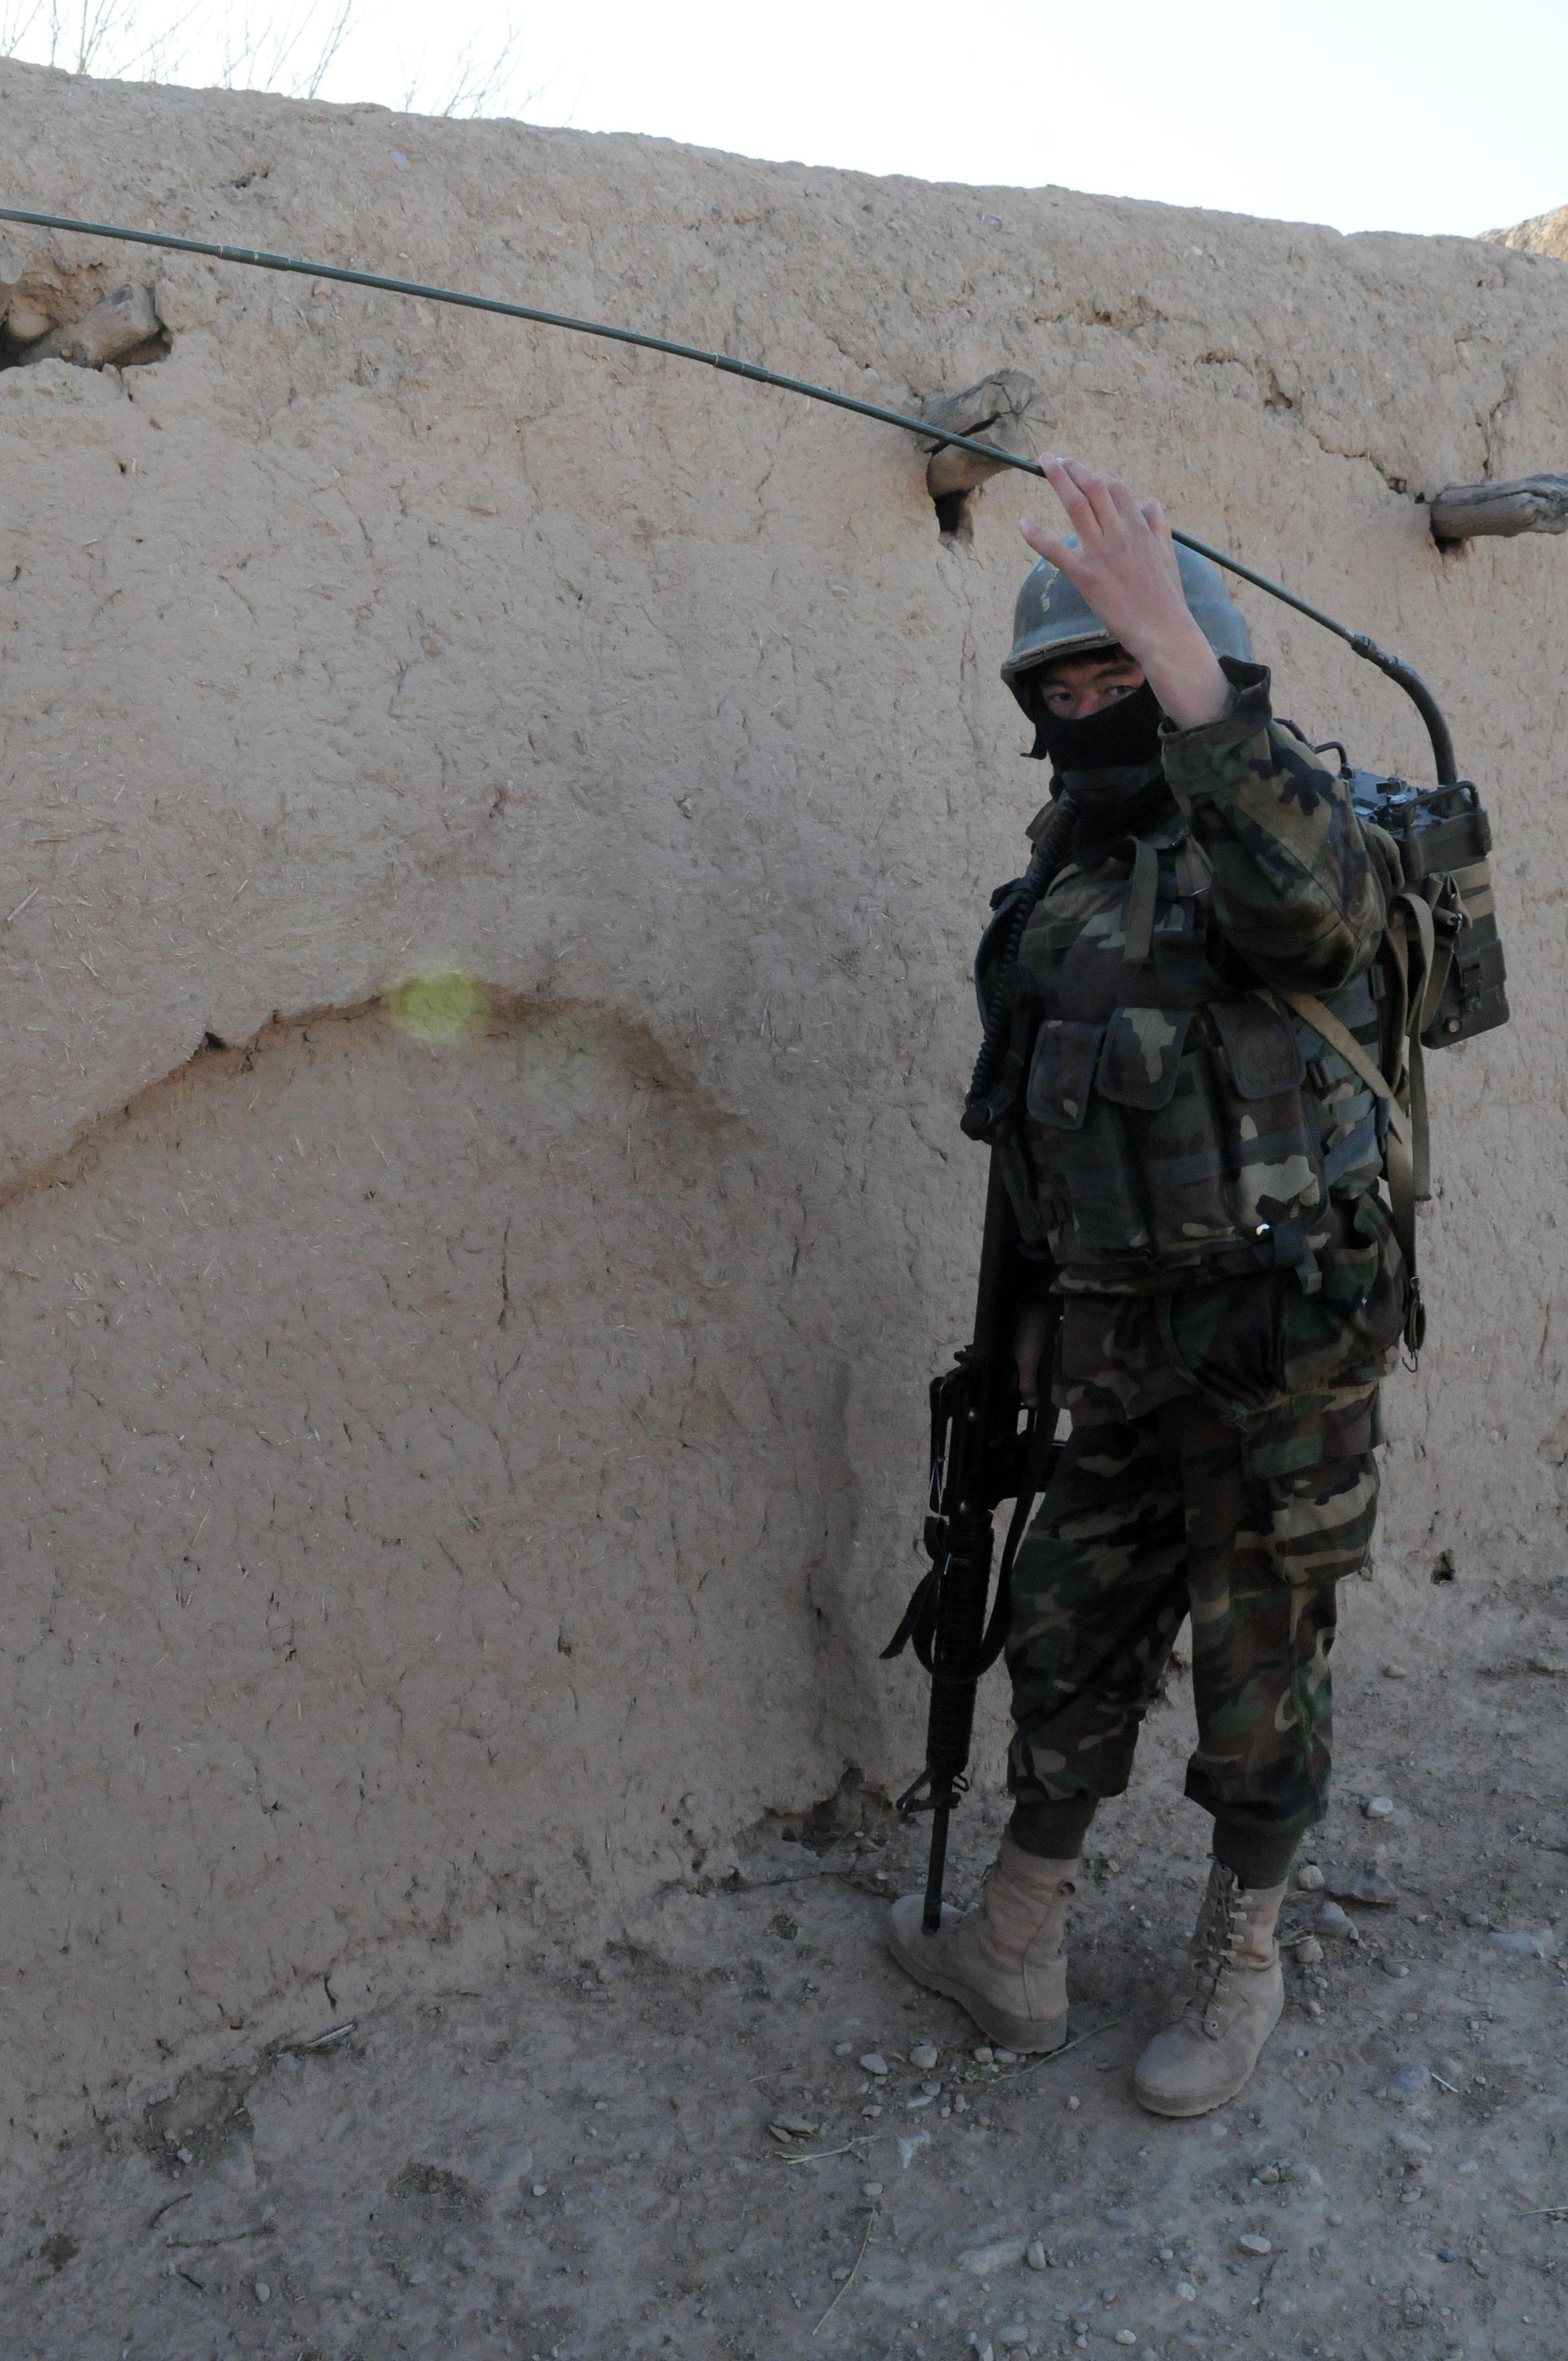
993;658;1407;1425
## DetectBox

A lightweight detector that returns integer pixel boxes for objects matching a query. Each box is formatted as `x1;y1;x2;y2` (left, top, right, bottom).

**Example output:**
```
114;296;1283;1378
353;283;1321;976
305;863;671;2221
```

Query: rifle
880;794;1079;1931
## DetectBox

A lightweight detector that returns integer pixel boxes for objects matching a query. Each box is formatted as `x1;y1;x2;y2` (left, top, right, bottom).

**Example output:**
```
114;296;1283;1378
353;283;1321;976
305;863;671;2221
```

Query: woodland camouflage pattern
1006;1390;1378;1835
997;658;1406;1838
998;658;1398;1319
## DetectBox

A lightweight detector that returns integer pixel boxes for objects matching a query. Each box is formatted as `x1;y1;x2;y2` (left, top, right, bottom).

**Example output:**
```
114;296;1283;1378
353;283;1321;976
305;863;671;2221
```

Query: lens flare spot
386;968;489;1045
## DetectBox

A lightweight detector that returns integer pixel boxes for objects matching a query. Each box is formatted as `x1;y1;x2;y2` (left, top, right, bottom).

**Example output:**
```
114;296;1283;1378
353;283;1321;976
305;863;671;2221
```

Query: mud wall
1;58;1566;2150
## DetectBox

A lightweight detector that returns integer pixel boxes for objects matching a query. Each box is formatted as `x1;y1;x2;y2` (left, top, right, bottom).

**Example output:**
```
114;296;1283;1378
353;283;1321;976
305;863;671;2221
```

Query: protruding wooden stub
919;368;1049;498
1429;473;1568;542
15;282;162;370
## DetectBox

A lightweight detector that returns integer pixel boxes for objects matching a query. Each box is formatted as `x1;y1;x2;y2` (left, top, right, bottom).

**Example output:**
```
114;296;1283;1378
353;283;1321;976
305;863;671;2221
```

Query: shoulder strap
1278;984;1425;1355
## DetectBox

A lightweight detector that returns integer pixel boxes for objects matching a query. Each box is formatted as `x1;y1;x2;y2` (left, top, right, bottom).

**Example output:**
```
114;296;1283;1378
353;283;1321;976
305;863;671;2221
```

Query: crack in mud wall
0;994;866;2140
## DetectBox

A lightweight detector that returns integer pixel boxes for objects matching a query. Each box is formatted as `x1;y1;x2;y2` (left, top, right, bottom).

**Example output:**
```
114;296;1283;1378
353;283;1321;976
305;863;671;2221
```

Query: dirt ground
4;1559;1565;2361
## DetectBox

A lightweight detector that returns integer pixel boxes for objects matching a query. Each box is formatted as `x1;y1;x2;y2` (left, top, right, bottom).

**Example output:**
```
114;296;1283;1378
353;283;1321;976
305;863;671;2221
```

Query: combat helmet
1001;536;1253;713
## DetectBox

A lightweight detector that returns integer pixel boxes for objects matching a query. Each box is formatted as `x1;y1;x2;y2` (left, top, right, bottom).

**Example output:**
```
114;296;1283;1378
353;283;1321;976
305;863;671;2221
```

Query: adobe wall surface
1;58;1565;2156
1488;202;1568;260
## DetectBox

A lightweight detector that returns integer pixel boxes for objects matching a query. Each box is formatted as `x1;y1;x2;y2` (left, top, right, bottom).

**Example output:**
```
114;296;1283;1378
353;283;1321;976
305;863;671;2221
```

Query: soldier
890;456;1407;2117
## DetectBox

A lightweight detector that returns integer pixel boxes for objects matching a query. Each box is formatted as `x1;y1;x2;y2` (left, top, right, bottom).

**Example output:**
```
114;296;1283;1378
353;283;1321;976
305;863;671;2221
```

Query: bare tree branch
0;0;45;59
8;0;530;112
49;0;142;74
220;1;353;98
296;0;350;99
110;0;207;84
401;11;525;119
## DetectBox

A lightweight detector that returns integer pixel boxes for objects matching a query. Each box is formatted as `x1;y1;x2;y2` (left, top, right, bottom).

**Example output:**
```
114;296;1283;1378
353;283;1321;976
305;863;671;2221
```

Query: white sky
9;0;1567;240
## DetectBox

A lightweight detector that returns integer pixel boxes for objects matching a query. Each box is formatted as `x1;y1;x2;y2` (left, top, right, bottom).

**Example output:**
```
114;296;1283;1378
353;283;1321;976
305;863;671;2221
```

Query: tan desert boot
887;1836;1076;2053
1133;1860;1287;2118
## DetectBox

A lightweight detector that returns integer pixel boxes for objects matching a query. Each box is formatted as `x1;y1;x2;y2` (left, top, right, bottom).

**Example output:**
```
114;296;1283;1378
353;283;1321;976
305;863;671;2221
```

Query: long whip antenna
0;202;1455;780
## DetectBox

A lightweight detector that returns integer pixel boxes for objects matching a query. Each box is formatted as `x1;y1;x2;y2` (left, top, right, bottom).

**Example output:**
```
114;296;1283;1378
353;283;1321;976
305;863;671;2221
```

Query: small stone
1382;1662;1407;1679
1387;2062;1431;2101
921;2079;942;2096
1103;2207;1137;2228
973;2046;994;2064
1392;2130;1433;2157
771;2113;818;2136
1177;2279;1196;2300
834;2041;853;2056
1528;1653;1565;1675
1324;1863;1400;1908
1487;1928;1552;1957
486;2141;533;2196
1295;1864;1325;1891
910;2043;939;2070
531;2183;548;2197
253;2281;271;2303
862;2181;883;2196
1156;2248;1174;2261
1315;1901;1359;1940
1294;1936;1325;1966
1363;1795;1395;1819
1257;2165;1280;2185
859;2052;889;2076
1382;1960;1410;1978
1115;2335;1137;2349
1026;2239;1048;2270
999;2330;1032;2350
1238;2233;1272;2255
176;2146;194;2165
1066;2095;1080;2111
897;2129;930;2170
960;2234;1029;2275
993;2048;1018;2064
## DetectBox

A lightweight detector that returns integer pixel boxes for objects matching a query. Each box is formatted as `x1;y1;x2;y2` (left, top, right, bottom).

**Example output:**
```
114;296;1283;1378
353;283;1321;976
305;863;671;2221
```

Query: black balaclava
1012;671;1174;867
1013;672;1163;770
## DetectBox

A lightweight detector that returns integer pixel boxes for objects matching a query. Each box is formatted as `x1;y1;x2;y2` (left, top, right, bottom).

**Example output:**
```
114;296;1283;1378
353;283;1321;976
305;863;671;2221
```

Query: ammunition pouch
1010;978;1382;1292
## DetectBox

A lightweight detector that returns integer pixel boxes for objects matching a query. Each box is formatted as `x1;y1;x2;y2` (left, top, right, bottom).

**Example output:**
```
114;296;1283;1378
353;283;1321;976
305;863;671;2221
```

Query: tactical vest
994;816;1385;1295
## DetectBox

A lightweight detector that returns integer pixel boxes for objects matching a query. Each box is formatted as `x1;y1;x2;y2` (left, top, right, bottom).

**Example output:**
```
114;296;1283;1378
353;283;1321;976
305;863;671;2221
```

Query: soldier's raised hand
1021;456;1230;730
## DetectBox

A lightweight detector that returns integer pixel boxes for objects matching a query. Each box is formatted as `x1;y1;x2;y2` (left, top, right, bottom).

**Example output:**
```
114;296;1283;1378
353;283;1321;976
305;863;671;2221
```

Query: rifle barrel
922;1802;952;1934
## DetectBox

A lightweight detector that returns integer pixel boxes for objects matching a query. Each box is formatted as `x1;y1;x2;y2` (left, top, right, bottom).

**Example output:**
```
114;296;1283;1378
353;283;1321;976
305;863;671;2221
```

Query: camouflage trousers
1006;1387;1381;1841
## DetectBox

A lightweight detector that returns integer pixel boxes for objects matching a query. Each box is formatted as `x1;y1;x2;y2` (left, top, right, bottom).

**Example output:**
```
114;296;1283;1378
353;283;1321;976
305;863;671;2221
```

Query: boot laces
1183;1879;1251;2015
